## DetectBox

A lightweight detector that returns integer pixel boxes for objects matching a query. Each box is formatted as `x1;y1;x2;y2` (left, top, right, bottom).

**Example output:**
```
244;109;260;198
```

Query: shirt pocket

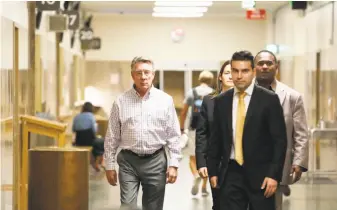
147;109;167;132
121;110;140;129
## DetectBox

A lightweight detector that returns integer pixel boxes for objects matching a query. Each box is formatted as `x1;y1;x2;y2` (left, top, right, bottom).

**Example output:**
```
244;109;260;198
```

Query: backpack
190;88;203;129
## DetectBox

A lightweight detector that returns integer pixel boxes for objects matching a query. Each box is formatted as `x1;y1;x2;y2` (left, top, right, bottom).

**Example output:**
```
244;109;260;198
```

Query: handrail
308;127;337;183
20;115;67;210
310;128;337;132
0;116;13;133
20;115;66;132
58;114;73;123
0;116;13;124
310;127;337;138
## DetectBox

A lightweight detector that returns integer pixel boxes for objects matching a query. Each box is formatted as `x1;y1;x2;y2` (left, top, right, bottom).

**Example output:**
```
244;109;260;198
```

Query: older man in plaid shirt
104;56;182;210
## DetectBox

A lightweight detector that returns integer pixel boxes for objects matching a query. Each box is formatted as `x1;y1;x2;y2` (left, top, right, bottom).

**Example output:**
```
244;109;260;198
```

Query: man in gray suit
254;50;309;210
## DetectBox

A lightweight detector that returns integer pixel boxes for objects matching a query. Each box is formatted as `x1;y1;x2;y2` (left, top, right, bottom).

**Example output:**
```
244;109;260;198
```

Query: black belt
123;148;163;158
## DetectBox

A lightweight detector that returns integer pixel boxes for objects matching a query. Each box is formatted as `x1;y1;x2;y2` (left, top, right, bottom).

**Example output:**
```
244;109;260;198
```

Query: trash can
28;147;90;210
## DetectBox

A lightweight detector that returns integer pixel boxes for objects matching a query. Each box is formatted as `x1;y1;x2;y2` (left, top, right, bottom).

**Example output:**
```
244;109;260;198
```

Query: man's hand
210;176;218;188
261;177;278;198
198;167;208;178
291;165;302;183
166;167;178;184
106;170;118;186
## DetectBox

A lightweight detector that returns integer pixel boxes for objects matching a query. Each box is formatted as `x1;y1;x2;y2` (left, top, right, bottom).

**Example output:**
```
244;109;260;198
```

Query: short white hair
131;56;154;71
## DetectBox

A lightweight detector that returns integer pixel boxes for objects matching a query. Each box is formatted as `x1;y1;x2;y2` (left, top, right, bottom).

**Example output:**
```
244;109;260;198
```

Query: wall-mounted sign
81;37;101;50
36;1;60;11
90;37;101;50
79;27;101;50
79;28;94;41
47;15;67;32
246;9;266;20
63;11;80;30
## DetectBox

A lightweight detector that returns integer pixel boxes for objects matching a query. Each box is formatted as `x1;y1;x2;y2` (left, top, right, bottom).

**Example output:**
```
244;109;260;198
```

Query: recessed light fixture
152;12;204;18
154;1;213;7
153;6;208;13
152;1;212;18
241;0;255;9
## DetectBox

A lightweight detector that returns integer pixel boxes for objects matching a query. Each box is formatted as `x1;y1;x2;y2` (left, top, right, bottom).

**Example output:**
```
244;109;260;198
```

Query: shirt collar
132;84;155;98
274;80;281;93
234;79;255;96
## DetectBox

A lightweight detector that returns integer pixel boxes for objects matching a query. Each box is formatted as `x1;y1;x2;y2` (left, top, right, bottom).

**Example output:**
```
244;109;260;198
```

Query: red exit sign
246;9;266;20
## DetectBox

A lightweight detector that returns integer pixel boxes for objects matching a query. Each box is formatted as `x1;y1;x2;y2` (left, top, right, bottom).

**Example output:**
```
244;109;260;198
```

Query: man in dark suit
207;50;287;210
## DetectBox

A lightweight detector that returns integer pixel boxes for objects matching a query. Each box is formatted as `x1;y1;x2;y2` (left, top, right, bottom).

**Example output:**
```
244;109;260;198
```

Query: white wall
274;2;337;57
274;2;337;71
85;15;268;69
272;2;337;125
0;1;28;28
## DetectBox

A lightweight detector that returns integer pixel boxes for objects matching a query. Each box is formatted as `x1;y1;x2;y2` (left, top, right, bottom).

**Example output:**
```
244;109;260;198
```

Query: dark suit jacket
196;95;215;169
207;85;287;190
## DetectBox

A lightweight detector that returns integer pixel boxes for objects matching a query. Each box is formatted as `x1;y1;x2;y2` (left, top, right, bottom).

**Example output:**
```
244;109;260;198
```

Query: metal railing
20;115;67;210
307;127;337;183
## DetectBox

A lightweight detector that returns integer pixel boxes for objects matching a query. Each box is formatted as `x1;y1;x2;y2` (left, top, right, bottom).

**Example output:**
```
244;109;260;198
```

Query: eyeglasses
133;70;153;77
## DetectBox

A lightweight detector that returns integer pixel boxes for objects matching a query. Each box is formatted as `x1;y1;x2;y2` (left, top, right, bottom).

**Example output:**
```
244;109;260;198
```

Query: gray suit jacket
276;81;309;185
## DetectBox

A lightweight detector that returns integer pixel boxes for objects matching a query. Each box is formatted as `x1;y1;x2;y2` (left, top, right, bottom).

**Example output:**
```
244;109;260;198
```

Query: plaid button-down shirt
103;86;182;170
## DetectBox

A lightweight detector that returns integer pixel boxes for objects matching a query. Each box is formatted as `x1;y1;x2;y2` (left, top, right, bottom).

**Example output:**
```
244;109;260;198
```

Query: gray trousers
116;149;167;210
275;185;285;210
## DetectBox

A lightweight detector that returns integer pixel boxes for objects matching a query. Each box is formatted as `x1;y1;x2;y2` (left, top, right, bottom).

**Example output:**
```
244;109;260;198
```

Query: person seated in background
72;101;104;172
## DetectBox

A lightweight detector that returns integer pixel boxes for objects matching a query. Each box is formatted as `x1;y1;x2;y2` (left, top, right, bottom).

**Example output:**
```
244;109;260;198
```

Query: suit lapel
244;85;259;129
276;83;286;105
277;90;286;105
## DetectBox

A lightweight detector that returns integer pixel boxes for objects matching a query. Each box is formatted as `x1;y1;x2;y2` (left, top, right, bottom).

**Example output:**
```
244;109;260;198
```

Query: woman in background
73;102;104;171
195;61;233;210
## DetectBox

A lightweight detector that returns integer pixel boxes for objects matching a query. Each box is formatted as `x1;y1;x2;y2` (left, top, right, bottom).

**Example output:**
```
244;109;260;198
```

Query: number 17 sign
63;11;80;30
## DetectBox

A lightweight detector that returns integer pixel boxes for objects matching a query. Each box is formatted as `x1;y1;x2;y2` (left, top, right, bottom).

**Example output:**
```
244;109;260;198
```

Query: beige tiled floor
2;140;337;210
88;155;337;210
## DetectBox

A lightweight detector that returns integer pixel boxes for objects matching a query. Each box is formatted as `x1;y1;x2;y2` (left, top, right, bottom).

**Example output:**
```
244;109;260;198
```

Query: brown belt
123;147;163;158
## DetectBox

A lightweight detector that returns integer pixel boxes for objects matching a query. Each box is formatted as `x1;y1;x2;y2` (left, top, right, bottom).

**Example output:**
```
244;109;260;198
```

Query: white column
159;69;164;91
184;69;192;96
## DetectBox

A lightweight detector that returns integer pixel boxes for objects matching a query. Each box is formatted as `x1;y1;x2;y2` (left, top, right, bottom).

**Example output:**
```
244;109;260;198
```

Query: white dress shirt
230;81;255;159
104;86;182;170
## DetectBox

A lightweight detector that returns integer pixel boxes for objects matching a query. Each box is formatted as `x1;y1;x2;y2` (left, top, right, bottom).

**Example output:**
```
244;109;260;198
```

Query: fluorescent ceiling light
153;6;208;13
152;12;204;18
241;0;255;9
154;1;213;7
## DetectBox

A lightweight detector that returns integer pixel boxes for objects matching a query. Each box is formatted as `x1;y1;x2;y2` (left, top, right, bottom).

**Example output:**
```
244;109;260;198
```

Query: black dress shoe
282;185;291;196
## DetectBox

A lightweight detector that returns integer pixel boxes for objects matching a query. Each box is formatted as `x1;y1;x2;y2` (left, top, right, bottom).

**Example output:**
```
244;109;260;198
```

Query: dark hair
231;50;254;69
82;102;93;113
254;50;278;64
211;60;230;97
